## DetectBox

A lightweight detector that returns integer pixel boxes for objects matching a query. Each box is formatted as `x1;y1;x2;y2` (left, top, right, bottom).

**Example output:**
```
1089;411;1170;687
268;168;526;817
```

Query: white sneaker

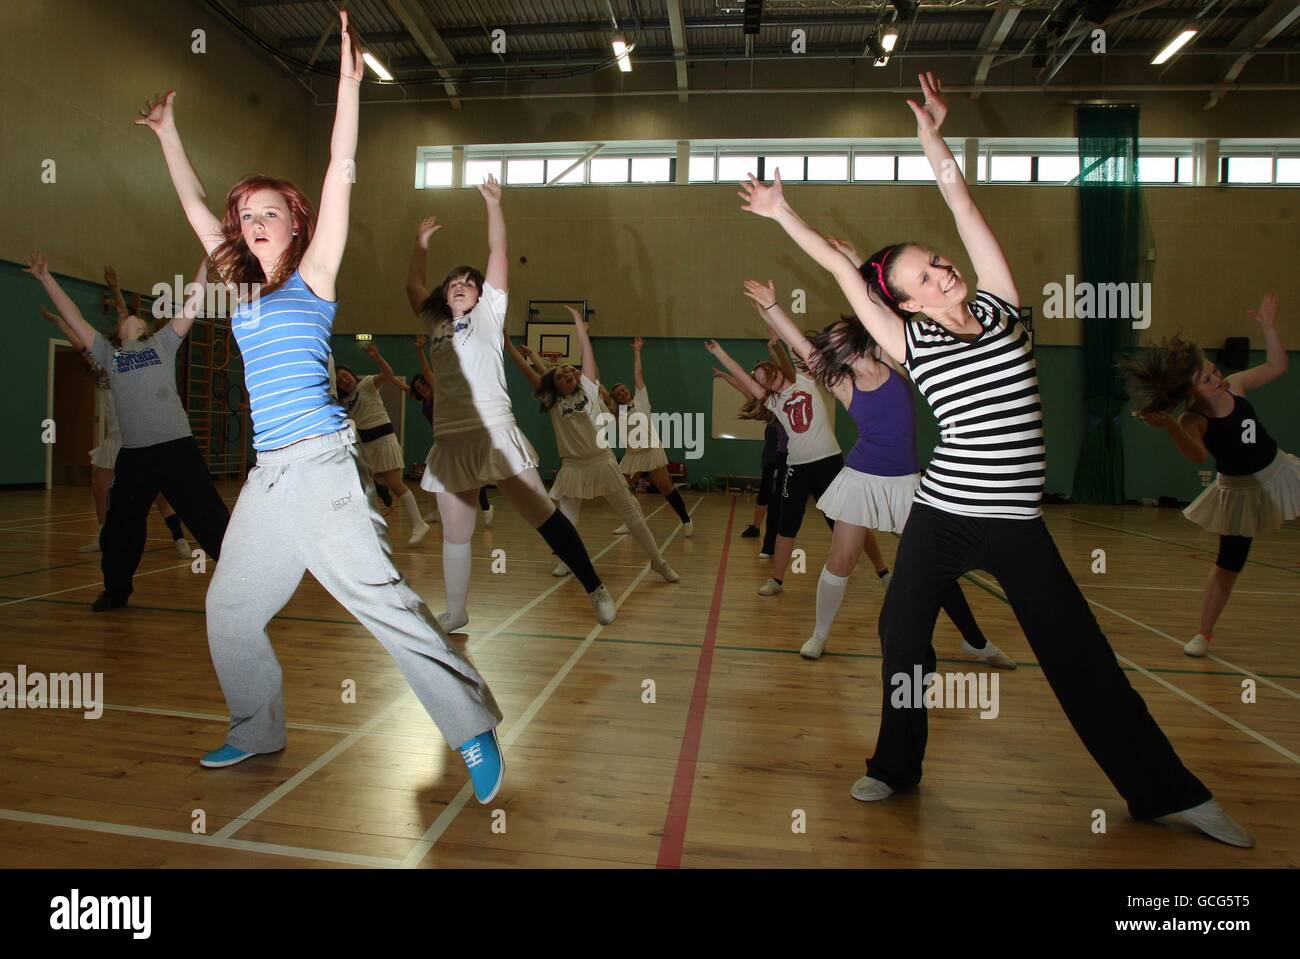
650;559;680;583
683;521;694;538
77;540;101;554
758;578;783;596
483;506;494;528
1159;799;1254;848
422;512;441;524
174;537;192;559
613;524;630;535
1184;634;1209;658
850;776;895;802
408;521;431;546
800;633;828;660
589;585;617;626
438;610;469;634
552;561;571;577
961;638;1017;670
758;550;773;560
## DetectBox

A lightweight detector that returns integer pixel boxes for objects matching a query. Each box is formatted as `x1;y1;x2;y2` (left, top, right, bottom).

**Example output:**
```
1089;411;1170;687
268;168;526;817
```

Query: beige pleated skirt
551;456;628;500
816;468;920;534
421;423;540;494
1183;450;1300;538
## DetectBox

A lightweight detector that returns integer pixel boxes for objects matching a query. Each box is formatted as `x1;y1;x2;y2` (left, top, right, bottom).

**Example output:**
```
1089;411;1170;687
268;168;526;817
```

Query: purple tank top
844;369;919;477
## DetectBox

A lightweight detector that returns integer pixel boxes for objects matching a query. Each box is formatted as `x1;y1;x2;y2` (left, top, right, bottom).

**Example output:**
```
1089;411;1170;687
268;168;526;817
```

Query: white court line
3;527;175;544
0;562;192;608
213;499;675;844
0;808;400;868
99;701;437;743
0;510;99;528
965;572;1300;760
400;498;700;869
1080;584;1299;597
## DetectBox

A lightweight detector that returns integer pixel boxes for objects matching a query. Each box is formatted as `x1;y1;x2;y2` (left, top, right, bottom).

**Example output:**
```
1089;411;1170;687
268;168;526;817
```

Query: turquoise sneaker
200;743;257;768
459;729;504;804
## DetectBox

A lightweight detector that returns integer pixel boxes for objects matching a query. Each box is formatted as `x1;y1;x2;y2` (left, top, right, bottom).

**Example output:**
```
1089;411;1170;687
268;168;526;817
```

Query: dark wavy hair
803;317;883;391
420;265;487;322
859;243;919;321
1115;335;1206;415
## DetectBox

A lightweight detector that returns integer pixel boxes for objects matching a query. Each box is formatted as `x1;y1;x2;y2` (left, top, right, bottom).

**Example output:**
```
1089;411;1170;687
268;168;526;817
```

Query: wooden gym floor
0;484;1295;868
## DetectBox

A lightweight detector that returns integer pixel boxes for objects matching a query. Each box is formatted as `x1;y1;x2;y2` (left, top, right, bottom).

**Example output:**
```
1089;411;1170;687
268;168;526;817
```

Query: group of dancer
26;16;1292;845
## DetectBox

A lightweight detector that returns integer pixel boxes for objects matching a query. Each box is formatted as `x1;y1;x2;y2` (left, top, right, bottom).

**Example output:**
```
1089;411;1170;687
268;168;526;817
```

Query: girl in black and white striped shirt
740;71;1251;848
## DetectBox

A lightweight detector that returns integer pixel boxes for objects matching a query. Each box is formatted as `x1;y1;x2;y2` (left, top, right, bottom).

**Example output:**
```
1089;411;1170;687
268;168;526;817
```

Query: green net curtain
1072;104;1146;504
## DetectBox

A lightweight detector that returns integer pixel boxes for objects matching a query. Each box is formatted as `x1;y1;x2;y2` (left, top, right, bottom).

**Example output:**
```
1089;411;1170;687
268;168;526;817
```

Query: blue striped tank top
231;270;348;451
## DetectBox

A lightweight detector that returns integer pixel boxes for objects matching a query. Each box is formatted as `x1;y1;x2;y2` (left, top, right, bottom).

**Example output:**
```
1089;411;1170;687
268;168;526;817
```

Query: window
1138;156;1177;183
762;156;805;181
718;155;759;181
1222;156;1273;184
853;155;894;181
630;156;672;182
806;154;849;181
1037;155;1080;183
689;154;716;182
1278;158;1300;184
989;155;1032;182
896;155;934;181
422;158;452;187
464;158;502;186
590;157;629;183
546;157;584;184
506;158;545;185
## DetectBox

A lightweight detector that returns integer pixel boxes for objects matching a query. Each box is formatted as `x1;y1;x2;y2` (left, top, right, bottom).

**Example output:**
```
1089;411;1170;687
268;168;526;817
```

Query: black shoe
741;524;760;538
91;591;129;612
376;484;393;508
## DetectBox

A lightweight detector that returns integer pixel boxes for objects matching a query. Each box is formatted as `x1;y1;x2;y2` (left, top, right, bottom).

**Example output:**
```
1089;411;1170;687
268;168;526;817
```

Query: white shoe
800;633;828;660
961;638;1017;670
650;559;680;583
408;521;431;546
758;551;773;560
758;578;783;596
1184;634;1209;658
683;521;694;538
483;506;494;528
438;610;469;634
552;561;571;577
879;570;892;590
613;524;629;535
422;512;441;524
850;776;895;802
77;540;101;554
589;585;617;626
174;537;192;559
1159;799;1254;848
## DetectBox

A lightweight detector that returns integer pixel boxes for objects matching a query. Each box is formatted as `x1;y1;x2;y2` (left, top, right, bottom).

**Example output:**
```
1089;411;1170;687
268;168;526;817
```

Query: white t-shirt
549;374;610;463
423;282;514;436
622;386;662;450
343;374;390;430
766;371;839;466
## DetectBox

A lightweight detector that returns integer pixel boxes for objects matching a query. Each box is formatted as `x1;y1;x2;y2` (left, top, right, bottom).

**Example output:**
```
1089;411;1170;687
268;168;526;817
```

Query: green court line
1066;516;1300;576
0;545;173;581
3;597;1299;684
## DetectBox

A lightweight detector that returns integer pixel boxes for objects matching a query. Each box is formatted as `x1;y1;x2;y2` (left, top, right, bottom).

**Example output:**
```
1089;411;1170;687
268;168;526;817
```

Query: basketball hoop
540;351;563;369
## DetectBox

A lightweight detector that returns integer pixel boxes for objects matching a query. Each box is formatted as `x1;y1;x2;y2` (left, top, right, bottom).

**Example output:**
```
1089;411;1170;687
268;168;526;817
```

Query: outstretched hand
1137;411;1175;430
414;333;428;350
906;71;948;134
564;304;587;331
631;336;644;351
22;252;50;282
704;339;721;354
826;235;862;264
478;173;502;205
134;91;176;135
711;367;729;379
104;266;119;287
338;10;365;84
743;278;778;311
1248;292;1279;331
416;215;443;248
738;171;785;218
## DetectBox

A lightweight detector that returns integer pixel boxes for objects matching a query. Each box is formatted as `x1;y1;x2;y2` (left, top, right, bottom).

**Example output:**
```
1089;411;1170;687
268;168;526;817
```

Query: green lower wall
5;261;1295;503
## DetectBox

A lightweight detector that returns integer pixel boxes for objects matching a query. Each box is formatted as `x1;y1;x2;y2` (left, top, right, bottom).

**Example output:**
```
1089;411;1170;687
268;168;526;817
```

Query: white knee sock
558;496;582;526
400;490;424;525
815;567;850;640
608;491;662;563
443;540;472;619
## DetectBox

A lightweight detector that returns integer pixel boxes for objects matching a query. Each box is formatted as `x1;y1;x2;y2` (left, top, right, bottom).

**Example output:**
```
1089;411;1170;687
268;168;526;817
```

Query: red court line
656;495;736;869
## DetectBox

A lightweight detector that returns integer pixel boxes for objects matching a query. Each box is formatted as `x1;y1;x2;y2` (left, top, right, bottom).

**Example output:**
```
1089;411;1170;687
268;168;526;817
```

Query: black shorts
756;454;787;507
778;453;844;538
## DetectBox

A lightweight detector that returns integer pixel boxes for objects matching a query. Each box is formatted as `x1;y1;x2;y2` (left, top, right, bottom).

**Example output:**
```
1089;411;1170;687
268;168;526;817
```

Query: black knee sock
478;486;490;511
164;514;184;540
663;488;691;524
537;510;601;593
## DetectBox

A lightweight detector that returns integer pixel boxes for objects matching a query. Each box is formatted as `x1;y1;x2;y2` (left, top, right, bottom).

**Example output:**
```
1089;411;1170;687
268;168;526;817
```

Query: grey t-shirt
90;325;192;448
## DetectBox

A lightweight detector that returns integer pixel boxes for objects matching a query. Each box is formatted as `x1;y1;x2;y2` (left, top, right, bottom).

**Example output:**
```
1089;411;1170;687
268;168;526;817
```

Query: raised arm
826;235;866;270
363;342;399;386
1229;293;1287;393
24;254;98;351
104;266;129;321
39;307;87;355
740;173;906;365
1138;411;1209;465
414;333;436;387
705;340;766;401
299;10;363;301
407;217;442;315
631;336;646;391
167;256;210;339
480;175;507;292
567;306;598;382
711;367;746;398
909;71;1017;307
504;335;543;390
747;281;812;368
135;93;223;254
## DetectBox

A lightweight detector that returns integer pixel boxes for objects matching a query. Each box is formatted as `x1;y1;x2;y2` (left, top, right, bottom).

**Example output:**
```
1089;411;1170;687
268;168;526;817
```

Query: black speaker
743;0;763;36
1219;336;1250;371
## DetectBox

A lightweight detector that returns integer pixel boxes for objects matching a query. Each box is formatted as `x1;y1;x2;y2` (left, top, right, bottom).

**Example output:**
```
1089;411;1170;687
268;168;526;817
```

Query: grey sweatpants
205;426;501;753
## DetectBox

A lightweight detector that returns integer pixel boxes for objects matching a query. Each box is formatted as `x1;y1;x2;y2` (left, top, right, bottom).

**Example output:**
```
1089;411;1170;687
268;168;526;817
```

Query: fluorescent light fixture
355;333;373;341
881;31;898;52
1151;29;1196;66
362;52;392;81
612;35;632;72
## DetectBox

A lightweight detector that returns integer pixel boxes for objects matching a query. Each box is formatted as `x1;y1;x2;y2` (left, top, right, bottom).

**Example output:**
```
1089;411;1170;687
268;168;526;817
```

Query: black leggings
761;456;787;555
102;436;230;598
867;503;1211;820
479;486;491;511
756;460;781;507
777;453;843;539
1216;534;1252;573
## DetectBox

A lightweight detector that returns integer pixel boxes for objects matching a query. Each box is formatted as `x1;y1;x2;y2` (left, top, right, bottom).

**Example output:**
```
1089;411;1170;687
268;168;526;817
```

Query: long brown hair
421;266;487;322
738;360;783;421
209;175;316;294
1116;335;1206;415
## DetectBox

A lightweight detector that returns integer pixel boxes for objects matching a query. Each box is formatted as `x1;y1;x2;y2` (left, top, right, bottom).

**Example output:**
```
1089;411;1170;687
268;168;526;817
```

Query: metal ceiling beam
970;2;1020;101
1205;0;1300;108
666;0;690;103
384;0;461;109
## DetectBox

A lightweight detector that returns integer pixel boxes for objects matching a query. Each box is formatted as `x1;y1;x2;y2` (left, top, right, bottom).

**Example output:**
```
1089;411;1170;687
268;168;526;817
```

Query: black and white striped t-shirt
903;289;1045;520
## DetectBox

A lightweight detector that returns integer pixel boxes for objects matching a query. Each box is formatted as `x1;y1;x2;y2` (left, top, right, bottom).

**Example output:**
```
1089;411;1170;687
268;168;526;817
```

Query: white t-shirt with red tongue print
766;371;840;466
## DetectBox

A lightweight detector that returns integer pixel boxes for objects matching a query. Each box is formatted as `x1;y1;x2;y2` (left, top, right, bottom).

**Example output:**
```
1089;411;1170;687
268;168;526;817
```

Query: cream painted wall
0;0;311;295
